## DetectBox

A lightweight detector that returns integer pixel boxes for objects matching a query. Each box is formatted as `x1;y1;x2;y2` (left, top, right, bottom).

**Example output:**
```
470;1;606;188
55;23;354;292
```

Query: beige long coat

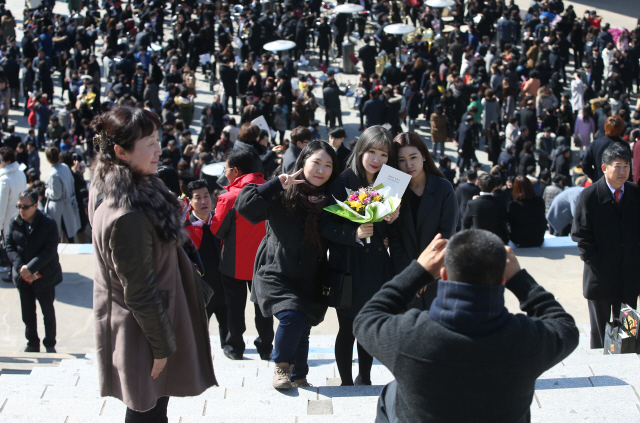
89;161;216;412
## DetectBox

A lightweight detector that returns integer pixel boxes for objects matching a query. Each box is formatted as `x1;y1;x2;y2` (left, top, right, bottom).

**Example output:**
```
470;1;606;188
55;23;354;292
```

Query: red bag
307;73;317;84
349;53;359;65
319;62;328;74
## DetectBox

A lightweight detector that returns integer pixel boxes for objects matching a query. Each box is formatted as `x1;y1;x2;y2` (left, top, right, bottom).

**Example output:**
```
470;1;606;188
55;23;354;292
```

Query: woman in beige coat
88;106;216;420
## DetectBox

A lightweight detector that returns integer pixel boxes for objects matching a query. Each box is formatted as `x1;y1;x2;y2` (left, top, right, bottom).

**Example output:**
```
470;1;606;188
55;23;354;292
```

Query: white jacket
0;161;27;236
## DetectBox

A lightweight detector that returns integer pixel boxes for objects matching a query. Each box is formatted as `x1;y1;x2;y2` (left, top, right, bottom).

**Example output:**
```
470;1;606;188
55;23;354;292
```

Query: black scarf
296;181;329;254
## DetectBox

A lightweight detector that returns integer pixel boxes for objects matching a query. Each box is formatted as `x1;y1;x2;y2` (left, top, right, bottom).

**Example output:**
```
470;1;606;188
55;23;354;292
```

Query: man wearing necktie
572;143;640;349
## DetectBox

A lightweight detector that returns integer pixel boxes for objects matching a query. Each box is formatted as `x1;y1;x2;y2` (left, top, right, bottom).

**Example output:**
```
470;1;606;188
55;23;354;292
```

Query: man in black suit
328;127;351;174
456;115;475;172
134;25;152;52
572;143;640;348
463;174;509;244
218;57;239;115
317;17;332;65
587;47;605;93
358;36;378;77
582;115;632;183
362;91;383;127
519;100;537;142
456;170;481;230
380;56;402;87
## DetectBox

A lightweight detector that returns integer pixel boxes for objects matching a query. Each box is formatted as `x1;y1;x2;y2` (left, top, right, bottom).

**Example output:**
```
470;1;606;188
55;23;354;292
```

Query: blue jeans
273;310;311;381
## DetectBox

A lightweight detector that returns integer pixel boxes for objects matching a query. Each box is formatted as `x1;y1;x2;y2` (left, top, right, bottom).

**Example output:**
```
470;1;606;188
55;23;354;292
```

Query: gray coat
282;143;302;173
482;97;500;129
144;82;162;115
545;186;584;233
44;163;81;239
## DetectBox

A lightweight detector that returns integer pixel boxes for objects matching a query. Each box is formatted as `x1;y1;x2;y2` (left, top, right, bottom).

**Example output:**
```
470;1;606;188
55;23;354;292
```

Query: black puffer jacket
5;210;62;292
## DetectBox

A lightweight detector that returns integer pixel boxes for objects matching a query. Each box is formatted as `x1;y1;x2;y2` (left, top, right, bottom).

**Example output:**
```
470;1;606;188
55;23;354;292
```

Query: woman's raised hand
279;168;305;189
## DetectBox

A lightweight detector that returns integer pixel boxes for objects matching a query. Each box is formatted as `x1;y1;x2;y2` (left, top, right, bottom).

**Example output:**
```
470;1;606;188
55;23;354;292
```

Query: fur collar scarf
92;160;186;245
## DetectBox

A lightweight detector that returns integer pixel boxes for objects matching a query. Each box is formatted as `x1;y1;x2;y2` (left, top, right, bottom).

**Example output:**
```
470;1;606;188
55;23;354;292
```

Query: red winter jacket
209;172;266;280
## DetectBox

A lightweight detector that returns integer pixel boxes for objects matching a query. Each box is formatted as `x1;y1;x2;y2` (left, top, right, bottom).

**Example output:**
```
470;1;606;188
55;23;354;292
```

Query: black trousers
335;313;374;385
125;396;169;423
588;299;624;349
220;274;274;355
223;92;237;115
326;108;343;129
319;46;330;65
19;284;56;348
207;301;229;349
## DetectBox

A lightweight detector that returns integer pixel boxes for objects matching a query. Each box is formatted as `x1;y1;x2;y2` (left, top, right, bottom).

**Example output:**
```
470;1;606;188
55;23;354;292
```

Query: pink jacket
574;113;595;146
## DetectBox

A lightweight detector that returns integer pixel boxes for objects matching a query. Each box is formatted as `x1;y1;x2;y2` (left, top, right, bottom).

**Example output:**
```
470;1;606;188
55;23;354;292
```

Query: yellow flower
358;193;367;201
373;195;381;202
349;201;363;211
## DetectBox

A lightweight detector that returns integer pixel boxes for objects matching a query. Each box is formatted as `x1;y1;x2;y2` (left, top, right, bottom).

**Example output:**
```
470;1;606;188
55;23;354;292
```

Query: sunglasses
16;204;35;210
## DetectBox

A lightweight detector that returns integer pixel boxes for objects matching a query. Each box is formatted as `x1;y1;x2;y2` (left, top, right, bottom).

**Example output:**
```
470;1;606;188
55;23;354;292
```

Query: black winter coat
571;178;640;304
456;181;481;229
389;176;458;274
463;194;509;244
236;178;326;324
6;210;62;293
319;168;394;318
507;197;547;248
388;176;458;309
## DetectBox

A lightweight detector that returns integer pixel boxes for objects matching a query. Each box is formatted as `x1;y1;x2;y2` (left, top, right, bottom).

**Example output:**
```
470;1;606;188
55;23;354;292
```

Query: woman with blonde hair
320;126;400;386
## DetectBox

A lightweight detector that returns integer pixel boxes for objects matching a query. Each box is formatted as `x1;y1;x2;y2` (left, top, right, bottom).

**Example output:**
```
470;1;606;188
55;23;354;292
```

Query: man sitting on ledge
354;229;579;423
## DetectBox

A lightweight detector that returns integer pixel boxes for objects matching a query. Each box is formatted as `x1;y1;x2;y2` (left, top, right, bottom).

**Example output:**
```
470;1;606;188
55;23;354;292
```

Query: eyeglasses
16;204;35;210
223;167;234;174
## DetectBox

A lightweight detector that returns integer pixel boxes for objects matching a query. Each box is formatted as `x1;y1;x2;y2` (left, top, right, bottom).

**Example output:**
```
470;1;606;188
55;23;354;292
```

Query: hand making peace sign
279;168;305;189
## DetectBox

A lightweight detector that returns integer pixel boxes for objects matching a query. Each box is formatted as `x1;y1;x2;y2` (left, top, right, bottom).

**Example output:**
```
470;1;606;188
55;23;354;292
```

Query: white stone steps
1;335;640;421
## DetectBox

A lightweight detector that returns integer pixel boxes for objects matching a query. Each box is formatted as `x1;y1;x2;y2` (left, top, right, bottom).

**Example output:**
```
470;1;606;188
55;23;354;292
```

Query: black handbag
318;255;353;310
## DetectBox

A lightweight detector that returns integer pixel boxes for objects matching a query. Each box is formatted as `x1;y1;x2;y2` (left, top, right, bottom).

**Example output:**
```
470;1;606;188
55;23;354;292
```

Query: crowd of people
1;0;639;421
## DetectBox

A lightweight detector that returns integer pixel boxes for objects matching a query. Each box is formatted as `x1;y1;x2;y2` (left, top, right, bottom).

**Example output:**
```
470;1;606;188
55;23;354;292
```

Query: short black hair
0;147;15;163
18;189;39;205
444;229;507;285
602;143;631;166
477;174;497;192
466;170;477;181
328;127;346;139
187;179;210;199
225;149;254;175
155;166;181;195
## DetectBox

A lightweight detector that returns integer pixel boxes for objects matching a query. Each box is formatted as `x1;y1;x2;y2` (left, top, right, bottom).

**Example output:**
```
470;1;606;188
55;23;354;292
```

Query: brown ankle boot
273;363;293;390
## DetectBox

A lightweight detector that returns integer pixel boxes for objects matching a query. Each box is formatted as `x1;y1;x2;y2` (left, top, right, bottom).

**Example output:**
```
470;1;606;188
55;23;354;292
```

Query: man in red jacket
210;149;274;360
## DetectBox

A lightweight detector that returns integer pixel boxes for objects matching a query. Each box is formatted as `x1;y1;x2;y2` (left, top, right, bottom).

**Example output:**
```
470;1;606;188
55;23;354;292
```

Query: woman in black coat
236;141;339;390
518;140;536;175
388;132;458;310
6;189;62;352
319;126;399;386
507;176;547;248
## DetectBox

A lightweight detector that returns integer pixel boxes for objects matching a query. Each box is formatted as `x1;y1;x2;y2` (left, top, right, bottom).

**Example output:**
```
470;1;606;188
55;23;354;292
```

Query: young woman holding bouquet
236;141;339;390
388;132;458;309
320;125;400;386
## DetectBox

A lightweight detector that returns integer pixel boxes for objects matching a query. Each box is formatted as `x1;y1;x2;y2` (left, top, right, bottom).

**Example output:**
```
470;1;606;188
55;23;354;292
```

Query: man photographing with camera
354;230;579;423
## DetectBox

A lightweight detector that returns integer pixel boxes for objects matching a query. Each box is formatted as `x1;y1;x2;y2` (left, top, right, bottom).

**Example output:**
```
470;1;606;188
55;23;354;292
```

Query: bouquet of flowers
324;185;400;244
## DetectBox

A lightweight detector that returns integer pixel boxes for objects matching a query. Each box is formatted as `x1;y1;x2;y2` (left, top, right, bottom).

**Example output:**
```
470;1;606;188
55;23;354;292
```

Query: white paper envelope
373;164;412;198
